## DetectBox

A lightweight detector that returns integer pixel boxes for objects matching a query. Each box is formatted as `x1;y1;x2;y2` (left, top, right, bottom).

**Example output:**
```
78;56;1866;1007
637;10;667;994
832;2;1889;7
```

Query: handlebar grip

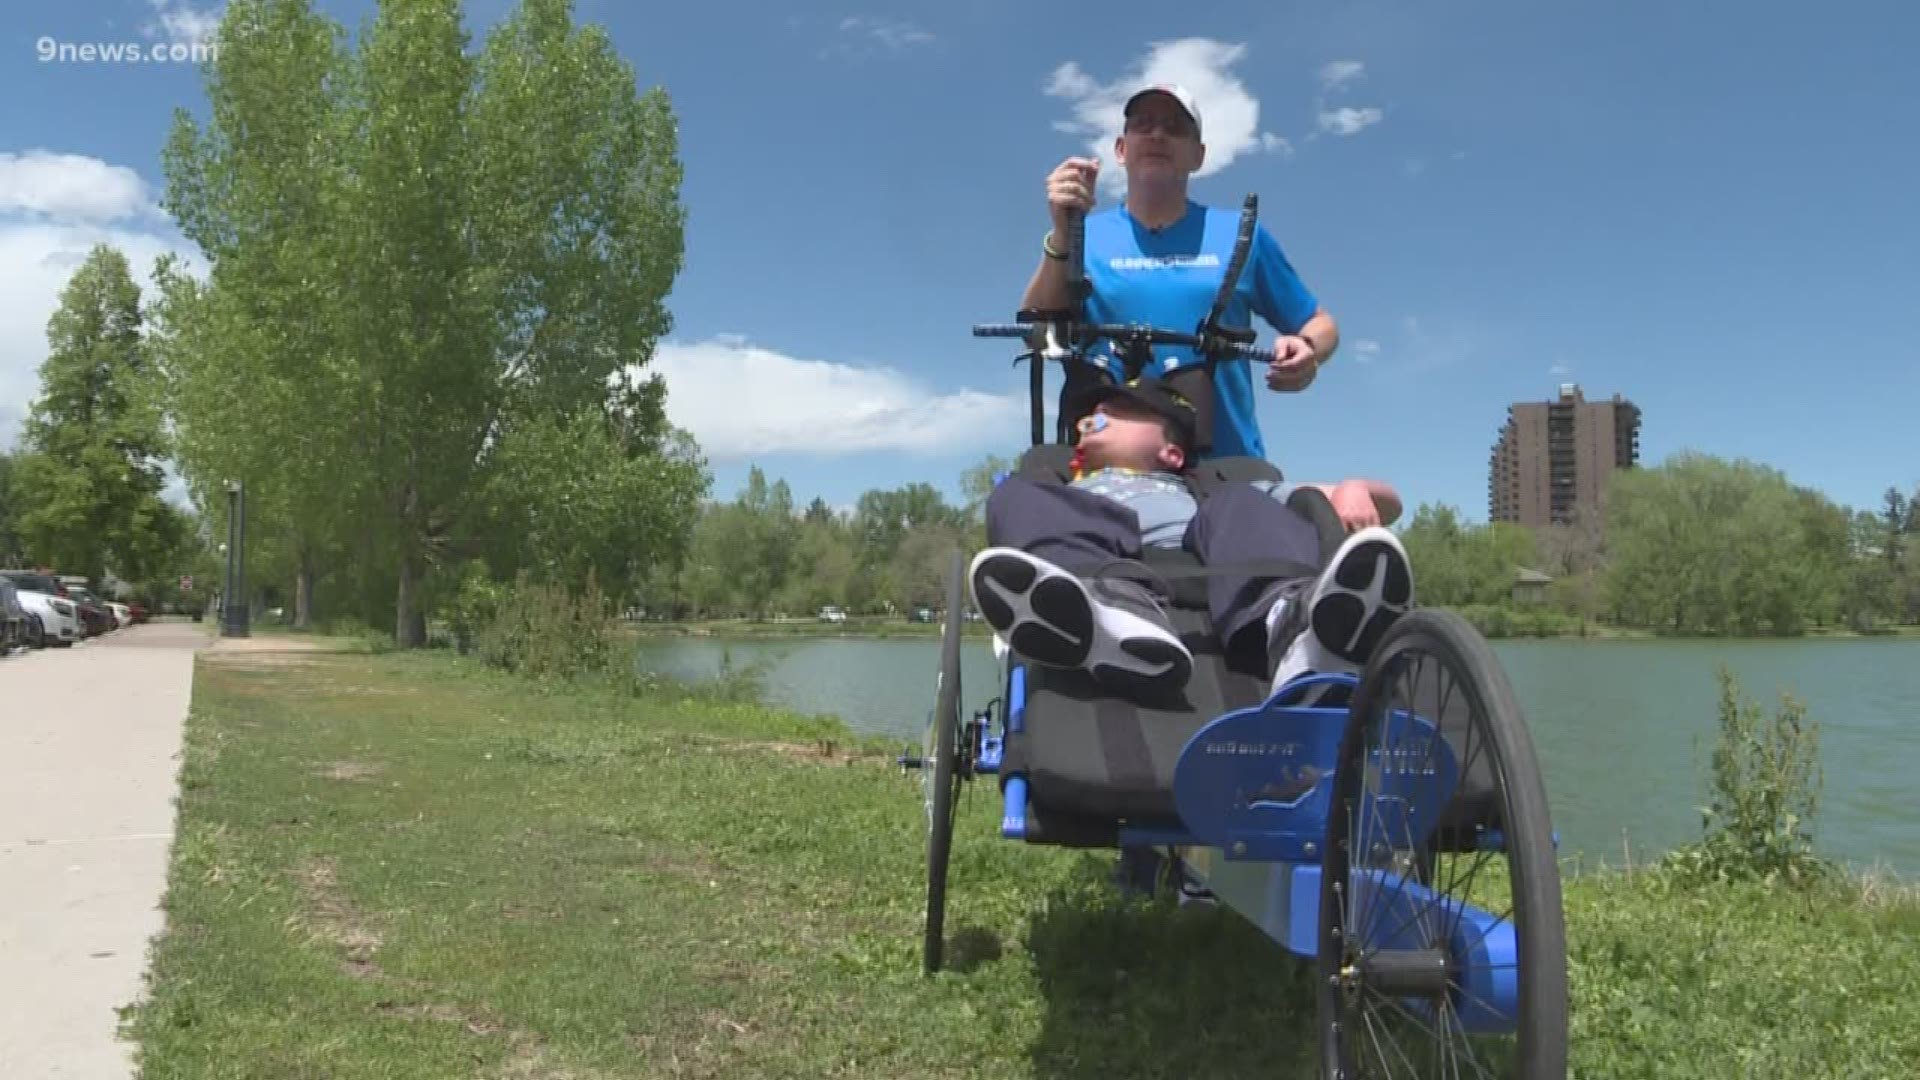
972;324;1035;338
1227;342;1268;363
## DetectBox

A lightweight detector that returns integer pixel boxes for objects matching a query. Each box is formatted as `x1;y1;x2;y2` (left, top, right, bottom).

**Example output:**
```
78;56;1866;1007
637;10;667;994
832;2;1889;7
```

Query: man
969;378;1412;700
1020;83;1339;462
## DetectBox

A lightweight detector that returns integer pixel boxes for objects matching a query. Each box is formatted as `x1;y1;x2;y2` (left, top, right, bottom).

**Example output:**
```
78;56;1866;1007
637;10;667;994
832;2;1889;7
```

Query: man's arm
1251;227;1340;389
1297;308;1340;366
1020;233;1076;313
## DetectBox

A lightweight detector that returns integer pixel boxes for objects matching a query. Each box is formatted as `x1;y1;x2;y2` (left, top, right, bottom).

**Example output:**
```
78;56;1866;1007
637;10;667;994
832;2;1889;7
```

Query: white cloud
144;1;222;46
1318;106;1385;136
0;151;156;224
1549;363;1572;377
1045;38;1290;191
1351;338;1382;365
0;216;204;451
837;16;934;51
1319;60;1365;91
648;336;1024;460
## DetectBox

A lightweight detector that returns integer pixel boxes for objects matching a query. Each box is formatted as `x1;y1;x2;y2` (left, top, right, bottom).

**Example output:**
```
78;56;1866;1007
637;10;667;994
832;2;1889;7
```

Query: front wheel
921;550;967;974
1317;609;1568;1079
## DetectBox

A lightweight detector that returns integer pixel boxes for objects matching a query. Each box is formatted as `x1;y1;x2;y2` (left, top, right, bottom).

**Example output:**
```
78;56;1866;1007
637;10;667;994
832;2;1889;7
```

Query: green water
632;635;1920;877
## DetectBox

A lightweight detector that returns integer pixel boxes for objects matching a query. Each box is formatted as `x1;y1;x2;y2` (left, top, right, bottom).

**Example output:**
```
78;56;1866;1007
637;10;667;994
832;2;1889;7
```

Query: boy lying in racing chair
969;376;1415;704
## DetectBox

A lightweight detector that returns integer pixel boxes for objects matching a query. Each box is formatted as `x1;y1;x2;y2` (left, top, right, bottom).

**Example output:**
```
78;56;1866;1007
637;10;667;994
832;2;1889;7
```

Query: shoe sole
969;549;1192;694
1309;533;1414;665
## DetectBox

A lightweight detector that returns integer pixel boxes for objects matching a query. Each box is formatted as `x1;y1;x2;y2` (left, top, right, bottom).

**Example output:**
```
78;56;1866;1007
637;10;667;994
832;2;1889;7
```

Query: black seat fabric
994;447;1293;827
999;548;1271;826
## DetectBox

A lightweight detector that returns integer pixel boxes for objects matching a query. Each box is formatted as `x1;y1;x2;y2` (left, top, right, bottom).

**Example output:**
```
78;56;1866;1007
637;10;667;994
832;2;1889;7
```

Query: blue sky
3;0;1916;522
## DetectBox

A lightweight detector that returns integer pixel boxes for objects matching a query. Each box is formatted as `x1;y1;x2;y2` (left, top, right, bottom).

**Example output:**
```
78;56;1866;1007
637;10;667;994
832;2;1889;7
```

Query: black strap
1094;696;1155;795
1141;557;1322;582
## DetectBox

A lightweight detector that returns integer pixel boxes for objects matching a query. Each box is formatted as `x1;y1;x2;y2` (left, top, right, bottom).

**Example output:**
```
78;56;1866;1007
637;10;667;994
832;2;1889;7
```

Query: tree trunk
394;475;427;648
294;548;315;630
396;552;424;647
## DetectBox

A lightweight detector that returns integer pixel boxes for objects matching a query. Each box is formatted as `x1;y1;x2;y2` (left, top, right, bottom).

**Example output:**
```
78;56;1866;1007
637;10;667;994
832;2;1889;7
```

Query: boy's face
1077;399;1187;472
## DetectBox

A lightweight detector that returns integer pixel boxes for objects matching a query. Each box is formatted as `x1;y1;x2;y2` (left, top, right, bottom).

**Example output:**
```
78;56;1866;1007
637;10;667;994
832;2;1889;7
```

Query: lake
631;634;1920;877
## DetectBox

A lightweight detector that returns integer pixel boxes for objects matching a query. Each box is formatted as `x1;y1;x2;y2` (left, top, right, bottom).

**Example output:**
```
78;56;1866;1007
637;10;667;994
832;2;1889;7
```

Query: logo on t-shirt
1107;253;1223;271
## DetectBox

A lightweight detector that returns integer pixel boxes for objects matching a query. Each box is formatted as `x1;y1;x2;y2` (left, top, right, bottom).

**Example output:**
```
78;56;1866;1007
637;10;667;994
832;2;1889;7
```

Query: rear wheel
1317;609;1567;1078
921;550;967;974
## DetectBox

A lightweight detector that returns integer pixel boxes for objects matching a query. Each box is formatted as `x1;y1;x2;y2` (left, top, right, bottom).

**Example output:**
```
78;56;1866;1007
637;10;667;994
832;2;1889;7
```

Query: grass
128;648;1920;1078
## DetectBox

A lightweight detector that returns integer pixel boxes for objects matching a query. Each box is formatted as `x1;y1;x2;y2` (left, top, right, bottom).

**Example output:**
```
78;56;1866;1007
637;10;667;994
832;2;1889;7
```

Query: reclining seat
994;445;1340;848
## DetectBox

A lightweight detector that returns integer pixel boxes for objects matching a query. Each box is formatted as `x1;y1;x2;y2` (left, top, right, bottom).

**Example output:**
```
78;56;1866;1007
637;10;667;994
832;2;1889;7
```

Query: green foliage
0;452;21;564
444;560;505;655
475;407;707;603
10;246;173;583
1663;667;1834;887
1455;603;1583;639
1398;503;1537;608
475;572;618;681
1604;453;1853;635
158;0;694;646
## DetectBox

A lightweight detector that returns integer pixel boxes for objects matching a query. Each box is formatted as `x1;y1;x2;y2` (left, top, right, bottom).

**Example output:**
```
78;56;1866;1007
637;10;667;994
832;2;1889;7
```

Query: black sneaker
1268;527;1414;697
968;547;1192;694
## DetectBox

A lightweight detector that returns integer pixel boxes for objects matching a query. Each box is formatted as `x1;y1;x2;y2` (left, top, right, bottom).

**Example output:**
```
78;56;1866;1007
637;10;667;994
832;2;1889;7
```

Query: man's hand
1265;335;1319;392
1327;479;1383;531
1046;157;1100;229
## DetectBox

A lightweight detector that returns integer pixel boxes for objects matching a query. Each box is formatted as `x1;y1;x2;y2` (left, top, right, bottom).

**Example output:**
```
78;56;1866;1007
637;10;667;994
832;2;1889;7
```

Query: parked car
0;570;82;647
127;601;149;624
107;601;133;629
63;585;113;637
0;578;27;653
817;605;848;624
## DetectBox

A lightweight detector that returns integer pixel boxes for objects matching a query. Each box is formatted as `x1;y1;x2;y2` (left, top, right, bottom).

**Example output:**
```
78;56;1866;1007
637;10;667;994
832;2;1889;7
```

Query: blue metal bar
1000;665;1029;839
1344;869;1522;1034
1001;777;1029;839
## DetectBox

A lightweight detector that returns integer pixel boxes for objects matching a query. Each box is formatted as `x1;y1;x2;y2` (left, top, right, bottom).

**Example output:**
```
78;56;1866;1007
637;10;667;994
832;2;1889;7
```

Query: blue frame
983;658;1522;1033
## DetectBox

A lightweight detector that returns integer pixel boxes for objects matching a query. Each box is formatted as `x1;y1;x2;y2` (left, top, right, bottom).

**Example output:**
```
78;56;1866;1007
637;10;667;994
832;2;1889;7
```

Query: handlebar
971;321;1268;364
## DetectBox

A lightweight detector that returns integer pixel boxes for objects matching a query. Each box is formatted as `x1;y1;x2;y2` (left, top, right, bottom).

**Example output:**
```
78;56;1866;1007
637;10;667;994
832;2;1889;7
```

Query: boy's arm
1301;478;1403;528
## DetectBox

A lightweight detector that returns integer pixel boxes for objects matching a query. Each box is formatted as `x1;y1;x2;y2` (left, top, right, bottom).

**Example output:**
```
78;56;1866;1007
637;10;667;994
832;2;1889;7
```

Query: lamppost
222;479;249;638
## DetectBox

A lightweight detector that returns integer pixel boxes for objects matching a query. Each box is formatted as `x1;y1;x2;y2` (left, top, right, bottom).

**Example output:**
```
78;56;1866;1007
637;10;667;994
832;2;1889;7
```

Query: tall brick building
1489;384;1641;528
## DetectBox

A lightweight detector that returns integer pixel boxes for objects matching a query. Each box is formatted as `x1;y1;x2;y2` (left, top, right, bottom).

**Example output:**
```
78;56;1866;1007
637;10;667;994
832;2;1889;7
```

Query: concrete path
0;622;208;1079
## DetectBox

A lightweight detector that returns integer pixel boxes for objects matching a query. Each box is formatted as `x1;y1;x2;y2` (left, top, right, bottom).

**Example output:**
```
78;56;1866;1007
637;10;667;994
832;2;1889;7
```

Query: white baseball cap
1123;83;1203;138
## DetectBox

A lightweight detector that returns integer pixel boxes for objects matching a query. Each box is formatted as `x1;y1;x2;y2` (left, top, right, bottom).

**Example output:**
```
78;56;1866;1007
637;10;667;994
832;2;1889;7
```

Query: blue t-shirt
1081;201;1321;461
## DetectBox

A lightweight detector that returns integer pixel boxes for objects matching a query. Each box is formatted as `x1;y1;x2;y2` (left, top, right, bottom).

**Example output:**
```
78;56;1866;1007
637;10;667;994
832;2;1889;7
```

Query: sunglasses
1124;114;1197;138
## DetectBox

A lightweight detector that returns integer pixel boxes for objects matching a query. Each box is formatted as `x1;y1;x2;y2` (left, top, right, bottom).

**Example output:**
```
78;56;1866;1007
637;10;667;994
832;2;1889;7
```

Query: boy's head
1072;378;1197;473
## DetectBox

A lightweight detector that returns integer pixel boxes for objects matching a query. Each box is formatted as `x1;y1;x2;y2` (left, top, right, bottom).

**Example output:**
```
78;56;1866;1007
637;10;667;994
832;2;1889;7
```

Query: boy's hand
1327;479;1382;530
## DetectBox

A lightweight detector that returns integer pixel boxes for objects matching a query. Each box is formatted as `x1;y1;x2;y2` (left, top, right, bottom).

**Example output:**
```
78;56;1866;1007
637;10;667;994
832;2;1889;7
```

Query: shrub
1664;666;1834;886
475;571;618;681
